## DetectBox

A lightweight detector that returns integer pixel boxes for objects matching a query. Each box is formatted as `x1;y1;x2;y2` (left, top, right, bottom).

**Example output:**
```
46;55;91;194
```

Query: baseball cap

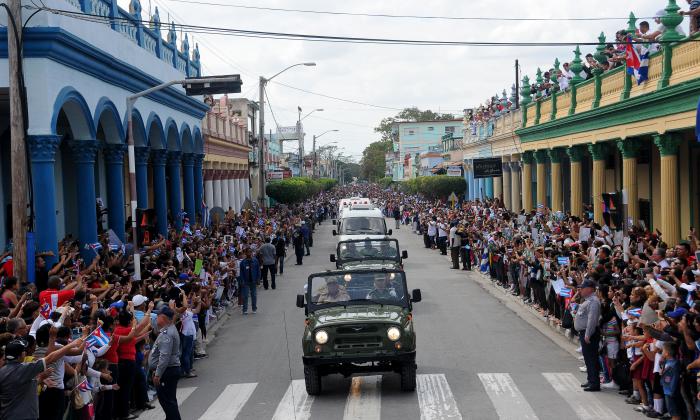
158;306;175;319
666;307;688;319
131;294;148;306
580;278;597;289
5;339;28;361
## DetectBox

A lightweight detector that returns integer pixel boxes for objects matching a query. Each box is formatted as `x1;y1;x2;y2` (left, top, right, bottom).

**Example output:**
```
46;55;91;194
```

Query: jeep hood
312;305;405;326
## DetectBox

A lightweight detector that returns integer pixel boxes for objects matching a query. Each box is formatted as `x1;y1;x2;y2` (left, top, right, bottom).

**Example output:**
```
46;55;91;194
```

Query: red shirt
103;331;118;364
1;259;12;277
113;325;136;361
39;289;76;309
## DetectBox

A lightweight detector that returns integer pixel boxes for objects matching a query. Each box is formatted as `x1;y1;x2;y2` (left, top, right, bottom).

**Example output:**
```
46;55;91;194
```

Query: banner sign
473;157;503;179
446;166;462;176
267;170;284;180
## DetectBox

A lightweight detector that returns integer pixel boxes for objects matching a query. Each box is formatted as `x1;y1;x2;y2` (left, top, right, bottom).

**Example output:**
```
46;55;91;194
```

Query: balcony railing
519;30;700;133
67;0;201;77
463;109;522;145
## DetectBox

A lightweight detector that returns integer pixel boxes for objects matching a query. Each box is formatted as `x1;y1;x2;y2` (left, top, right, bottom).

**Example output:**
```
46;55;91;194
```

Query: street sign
184;75;242;96
277;126;302;141
473;157;502;179
446;166;462;176
267;170;284;180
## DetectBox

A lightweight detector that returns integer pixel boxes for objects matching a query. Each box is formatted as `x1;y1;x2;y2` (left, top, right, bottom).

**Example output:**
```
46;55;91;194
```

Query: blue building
0;0;213;264
391;120;463;180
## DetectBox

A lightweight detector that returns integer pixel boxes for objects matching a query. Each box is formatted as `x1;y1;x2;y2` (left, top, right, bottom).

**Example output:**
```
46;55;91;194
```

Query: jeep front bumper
302;351;416;367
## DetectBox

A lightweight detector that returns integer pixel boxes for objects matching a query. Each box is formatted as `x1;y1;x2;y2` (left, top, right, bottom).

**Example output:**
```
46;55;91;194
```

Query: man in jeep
316;278;350;303
366;274;398;300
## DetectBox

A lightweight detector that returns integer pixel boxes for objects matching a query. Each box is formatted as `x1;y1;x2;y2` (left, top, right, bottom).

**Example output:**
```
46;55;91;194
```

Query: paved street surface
148;220;635;420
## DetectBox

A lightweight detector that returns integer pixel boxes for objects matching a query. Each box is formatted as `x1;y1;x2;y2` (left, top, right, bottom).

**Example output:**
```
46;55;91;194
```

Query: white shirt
181;309;197;337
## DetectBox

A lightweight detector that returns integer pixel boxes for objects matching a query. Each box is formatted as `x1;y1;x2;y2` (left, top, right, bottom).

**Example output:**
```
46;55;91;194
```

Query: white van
332;208;391;242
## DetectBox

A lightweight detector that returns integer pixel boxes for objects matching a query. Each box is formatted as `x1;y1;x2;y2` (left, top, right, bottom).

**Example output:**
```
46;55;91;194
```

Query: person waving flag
625;35;649;85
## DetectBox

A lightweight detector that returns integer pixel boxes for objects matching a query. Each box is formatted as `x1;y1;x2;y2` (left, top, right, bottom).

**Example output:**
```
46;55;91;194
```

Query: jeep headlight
387;326;401;341
315;330;329;345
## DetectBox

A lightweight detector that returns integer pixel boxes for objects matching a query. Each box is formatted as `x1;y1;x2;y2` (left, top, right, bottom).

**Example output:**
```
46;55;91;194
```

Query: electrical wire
33;5;685;47
161;0;650;22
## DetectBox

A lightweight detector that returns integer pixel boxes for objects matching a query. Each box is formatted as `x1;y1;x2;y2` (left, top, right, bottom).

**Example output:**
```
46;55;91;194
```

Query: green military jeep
330;238;408;270
296;269;421;395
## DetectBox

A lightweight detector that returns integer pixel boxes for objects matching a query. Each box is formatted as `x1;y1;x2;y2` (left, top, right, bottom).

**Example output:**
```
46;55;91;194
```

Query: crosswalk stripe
343;375;382;420
272;379;315;420
478;373;539;420
139;386;197;420
197;382;258;420
542;373;620;420
416;374;462;420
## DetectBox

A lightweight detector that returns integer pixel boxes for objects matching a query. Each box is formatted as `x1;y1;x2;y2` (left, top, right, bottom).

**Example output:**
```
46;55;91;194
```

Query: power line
161;0;649;22
37;6;682;48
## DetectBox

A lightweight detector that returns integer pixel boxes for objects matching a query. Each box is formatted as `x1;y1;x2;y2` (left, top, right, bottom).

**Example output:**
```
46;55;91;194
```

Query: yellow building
481;7;700;247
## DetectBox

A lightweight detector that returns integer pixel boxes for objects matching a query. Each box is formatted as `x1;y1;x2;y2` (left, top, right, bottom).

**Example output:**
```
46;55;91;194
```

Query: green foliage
378;176;394;188
399;176;465;200
360;140;391;182
266;177;336;204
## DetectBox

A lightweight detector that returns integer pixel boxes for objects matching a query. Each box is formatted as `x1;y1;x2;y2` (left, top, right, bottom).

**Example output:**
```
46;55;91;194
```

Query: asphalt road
144;219;637;420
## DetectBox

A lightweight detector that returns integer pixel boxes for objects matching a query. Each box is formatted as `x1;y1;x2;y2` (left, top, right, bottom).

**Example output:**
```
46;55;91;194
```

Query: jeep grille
336;325;379;334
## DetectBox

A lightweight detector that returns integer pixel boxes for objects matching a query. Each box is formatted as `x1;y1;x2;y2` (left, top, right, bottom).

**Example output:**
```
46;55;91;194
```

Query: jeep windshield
339;217;386;235
337;240;400;263
308;271;408;310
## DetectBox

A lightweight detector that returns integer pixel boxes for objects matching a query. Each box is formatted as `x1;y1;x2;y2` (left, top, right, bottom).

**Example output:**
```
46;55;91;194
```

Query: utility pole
312;134;317;179
258;76;266;207
8;0;28;280
515;59;520;109
297;106;303;176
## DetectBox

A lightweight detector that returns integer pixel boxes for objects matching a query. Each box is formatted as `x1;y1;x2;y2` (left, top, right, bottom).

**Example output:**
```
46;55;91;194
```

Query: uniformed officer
574;278;601;391
149;306;182;419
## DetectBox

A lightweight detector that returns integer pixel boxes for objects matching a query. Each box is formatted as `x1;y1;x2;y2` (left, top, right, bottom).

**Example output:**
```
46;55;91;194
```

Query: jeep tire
304;365;322;395
400;362;416;392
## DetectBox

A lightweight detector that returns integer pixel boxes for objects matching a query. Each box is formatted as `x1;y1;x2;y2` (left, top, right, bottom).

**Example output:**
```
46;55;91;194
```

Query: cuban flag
626;35;649;85
77;378;93;392
627;307;642;318
559;287;573;298
86;325;109;350
39;302;52;319
183;222;192;236
479;251;489;272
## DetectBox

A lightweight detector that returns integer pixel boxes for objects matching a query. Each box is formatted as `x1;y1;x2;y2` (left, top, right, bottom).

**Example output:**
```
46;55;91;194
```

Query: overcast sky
139;0;675;160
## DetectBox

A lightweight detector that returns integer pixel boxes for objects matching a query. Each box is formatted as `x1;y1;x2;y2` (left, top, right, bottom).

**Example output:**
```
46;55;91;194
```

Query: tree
360;140;390;181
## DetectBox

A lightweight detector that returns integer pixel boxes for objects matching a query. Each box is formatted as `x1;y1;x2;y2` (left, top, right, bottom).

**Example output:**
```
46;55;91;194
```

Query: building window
445;126;456;134
403;128;416;136
427;127;434;131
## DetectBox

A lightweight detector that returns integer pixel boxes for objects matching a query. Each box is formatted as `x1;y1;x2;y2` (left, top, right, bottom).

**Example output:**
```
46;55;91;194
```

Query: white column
236;178;244;209
204;170;214;210
213;168;222;208
221;172;230;211
228;167;238;213
243;168;250;200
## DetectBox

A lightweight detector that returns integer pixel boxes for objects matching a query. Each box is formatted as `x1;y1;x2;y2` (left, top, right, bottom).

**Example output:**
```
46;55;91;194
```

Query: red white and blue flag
626;35;649;85
86;325;109;350
559;287;573;298
77;378;94;392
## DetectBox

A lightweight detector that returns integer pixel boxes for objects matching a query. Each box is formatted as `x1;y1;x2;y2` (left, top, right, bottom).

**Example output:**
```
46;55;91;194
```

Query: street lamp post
312;130;338;178
126;75;242;280
258;62;315;201
298;108;323;177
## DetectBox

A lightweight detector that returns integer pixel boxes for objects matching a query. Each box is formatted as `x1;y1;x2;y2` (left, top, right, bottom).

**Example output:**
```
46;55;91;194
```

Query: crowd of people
379;185;700;420
0;190;342;420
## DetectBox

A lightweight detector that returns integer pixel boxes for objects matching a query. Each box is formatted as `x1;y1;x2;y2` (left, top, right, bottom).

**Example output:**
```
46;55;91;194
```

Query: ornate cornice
166;151;181;166
616;138;641;159
181;152;196;167
566;144;587;162
151;149;168;166
653;133;682;156
134;147;150;165
588;142;609;161
103;143;127;164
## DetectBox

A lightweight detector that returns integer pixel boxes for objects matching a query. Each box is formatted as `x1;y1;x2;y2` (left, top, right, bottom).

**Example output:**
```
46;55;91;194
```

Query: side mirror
411;289;422;303
296;294;305;308
330;254;336;262
401;250;408;259
332;230;337;236
332;219;336;225
387;229;393;235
